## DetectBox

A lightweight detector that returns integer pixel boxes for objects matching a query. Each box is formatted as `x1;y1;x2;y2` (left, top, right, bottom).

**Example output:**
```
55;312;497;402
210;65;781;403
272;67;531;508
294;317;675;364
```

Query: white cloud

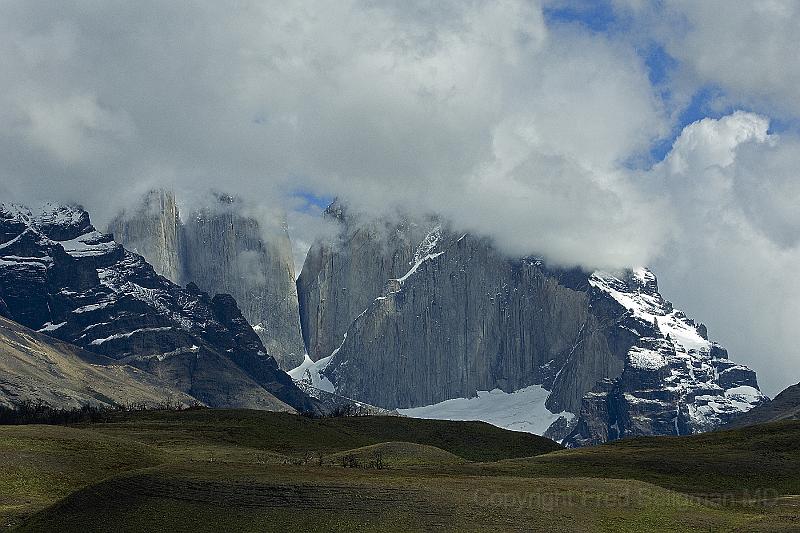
734;138;800;248
651;112;800;395
0;2;797;393
0;0;667;267
662;112;770;175
21;93;134;162
613;0;800;119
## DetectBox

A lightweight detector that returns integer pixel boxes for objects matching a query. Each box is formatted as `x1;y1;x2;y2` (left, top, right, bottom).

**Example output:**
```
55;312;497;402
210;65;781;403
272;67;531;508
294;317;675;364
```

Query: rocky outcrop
109;191;305;369
295;205;765;442
107;190;183;282
0;203;317;413
723;382;800;429
563;273;766;447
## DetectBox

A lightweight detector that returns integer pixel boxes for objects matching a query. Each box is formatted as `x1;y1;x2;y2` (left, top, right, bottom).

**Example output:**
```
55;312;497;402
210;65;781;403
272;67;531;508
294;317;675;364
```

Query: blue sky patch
291;189;333;212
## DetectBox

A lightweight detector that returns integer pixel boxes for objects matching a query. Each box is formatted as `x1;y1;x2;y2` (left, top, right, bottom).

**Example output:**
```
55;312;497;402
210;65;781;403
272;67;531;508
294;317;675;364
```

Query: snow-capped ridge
566;267;766;446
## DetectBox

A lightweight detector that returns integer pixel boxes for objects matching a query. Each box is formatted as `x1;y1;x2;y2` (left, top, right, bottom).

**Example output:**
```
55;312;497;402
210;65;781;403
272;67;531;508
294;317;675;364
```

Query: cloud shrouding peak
651;111;800;396
0;0;668;268
0;1;798;393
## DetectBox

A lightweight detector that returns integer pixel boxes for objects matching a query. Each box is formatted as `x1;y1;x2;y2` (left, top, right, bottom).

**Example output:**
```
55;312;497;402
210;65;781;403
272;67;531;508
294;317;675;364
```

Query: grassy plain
2;410;798;532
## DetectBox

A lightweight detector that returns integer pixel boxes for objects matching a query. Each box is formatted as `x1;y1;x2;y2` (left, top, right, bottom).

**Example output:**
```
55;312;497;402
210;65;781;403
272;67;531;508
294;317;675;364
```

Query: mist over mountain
0;202;317;412
108;190;305;369
0;1;798;395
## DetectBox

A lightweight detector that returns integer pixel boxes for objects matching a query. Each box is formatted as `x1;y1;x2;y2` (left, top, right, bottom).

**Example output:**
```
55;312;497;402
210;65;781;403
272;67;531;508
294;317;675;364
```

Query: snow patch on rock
398;385;574;436
288;353;335;393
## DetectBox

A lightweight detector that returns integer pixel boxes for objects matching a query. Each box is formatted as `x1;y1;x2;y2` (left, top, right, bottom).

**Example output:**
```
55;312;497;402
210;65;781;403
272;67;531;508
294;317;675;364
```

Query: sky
0;1;798;394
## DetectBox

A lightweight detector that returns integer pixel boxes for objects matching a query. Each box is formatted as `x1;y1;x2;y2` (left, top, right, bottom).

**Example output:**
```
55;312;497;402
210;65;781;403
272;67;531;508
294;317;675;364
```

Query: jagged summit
565;268;765;446
0;202;316;413
294;204;765;444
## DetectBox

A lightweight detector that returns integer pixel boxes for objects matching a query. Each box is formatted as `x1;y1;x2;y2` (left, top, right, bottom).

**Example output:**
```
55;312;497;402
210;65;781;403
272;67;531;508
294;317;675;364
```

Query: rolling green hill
3;409;799;532
477;420;800;496
83;408;563;462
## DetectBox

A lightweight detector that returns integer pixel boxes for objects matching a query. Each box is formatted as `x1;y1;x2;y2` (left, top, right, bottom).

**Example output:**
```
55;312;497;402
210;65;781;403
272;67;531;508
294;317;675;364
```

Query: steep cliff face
298;225;627;415
182;195;305;369
564;270;766;446
107;190;183;282
0;203;317;413
109;191;305;369
294;206;765;441
296;202;434;362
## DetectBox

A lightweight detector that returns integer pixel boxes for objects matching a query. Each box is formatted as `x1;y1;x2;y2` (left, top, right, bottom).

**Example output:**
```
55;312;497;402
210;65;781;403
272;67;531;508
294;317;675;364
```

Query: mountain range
0;202;314;413
292;202;766;443
0;192;781;445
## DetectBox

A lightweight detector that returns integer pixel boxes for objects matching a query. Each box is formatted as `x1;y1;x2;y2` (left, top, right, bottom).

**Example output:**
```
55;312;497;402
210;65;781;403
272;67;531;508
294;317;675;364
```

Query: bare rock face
319;234;628;413
563;274;766;447
0;203;317;413
182;195;305;369
109;191;305;369
296;208;630;415
107;190;183;282
295;204;765;443
297;202;434;362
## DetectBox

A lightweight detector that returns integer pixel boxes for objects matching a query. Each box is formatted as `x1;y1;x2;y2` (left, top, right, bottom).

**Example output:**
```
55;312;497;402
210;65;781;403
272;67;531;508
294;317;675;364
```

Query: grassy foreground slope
3;410;799;532
18;465;767;533
479;420;800;496
84;408;562;462
0;425;162;529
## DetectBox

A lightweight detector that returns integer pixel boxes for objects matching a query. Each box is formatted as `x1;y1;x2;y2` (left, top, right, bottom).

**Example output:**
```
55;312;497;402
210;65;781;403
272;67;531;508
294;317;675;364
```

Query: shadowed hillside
724;383;800;429
3;410;800;531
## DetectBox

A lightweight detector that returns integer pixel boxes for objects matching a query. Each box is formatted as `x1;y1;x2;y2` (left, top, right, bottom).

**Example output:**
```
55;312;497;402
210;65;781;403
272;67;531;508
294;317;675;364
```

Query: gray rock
108;190;183;282
717;365;759;389
564;335;766;447
183;194;305;369
109;191;305;369
297;208;634;414
320;232;628;413
297;203;766;443
297;202;433;362
0;202;317;413
542;415;577;442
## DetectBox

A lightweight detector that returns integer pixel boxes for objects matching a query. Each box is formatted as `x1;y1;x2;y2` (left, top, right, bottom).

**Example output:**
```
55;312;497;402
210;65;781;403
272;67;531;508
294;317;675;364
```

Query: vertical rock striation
109;191;305;369
295;204;765;442
107;190;183;282
296;201;434;362
182;194;305;369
